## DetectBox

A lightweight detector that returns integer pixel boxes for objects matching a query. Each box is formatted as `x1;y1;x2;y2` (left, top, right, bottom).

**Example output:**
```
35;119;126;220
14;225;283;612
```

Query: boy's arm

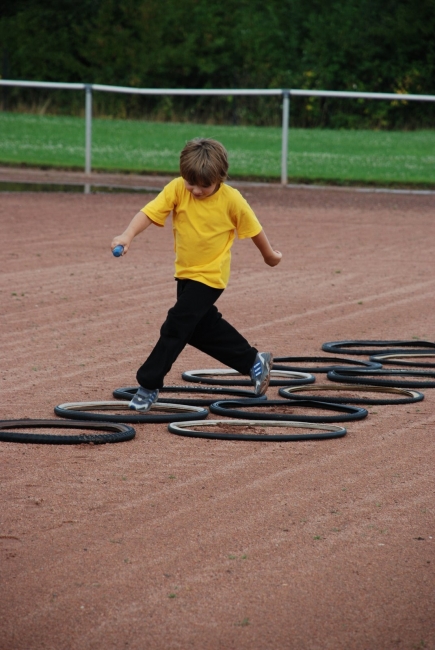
251;229;282;267
111;211;154;255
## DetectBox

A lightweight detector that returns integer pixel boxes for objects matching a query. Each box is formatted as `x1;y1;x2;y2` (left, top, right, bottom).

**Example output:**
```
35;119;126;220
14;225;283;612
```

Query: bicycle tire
54;400;208;423
0;419;135;444
327;369;435;389
273;355;381;372
370;353;435;368
322;340;435;356
113;385;266;406
209;398;367;422
168;419;347;441
181;368;315;387
279;383;425;405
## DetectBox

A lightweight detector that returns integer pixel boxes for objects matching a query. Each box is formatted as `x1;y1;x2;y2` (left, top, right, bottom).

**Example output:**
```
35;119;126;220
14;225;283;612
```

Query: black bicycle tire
279;383;425;405
327;369;435;389
370;353;435;368
272;355;381;372
322;340;435;356
113;385;266;406
209;398;367;422
181;368;315;387
0;419;135;444
54;400;208;423
168;419;347;441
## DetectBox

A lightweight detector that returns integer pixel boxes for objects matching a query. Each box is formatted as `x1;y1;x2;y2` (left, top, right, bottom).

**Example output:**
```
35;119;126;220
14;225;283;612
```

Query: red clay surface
1;181;434;650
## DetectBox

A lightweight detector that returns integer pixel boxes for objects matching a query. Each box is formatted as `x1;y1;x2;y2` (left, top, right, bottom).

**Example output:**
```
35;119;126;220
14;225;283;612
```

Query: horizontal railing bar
92;84;283;96
1;80;434;102
0;79;86;90
289;89;435;102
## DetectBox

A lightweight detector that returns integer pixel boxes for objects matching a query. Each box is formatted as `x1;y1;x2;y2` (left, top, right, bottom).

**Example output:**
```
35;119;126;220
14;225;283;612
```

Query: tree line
1;0;434;128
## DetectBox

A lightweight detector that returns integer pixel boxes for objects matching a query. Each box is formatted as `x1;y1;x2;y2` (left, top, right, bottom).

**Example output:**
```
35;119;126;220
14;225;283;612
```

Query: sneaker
129;386;159;412
250;352;273;396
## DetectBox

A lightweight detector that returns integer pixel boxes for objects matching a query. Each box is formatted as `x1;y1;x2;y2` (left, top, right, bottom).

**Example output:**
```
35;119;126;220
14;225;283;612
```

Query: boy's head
180;138;229;188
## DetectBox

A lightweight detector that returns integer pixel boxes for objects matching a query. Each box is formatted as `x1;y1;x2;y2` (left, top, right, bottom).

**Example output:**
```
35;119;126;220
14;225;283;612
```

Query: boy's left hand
264;250;282;267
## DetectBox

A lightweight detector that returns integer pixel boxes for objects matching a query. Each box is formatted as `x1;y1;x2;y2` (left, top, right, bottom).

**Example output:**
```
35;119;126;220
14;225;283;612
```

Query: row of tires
2;340;434;444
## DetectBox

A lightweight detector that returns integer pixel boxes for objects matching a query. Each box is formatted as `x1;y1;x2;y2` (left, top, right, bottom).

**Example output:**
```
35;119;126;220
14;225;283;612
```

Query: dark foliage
1;0;434;127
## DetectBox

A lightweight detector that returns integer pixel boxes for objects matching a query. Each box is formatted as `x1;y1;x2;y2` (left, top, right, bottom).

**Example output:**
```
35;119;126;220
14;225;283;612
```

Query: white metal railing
1;79;434;186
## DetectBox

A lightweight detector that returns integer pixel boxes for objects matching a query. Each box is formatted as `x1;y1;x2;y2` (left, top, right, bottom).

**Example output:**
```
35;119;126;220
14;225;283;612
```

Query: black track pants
136;279;258;389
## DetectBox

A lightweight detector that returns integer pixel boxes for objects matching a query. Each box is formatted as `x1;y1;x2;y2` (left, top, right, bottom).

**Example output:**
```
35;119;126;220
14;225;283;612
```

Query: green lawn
0;112;434;185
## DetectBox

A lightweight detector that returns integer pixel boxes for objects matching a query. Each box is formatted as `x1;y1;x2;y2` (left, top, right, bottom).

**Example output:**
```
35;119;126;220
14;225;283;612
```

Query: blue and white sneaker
250;352;273;396
129;386;159;412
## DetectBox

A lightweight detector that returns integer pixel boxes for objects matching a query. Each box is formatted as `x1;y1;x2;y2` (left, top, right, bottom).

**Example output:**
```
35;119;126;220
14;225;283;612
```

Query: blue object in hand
112;245;124;257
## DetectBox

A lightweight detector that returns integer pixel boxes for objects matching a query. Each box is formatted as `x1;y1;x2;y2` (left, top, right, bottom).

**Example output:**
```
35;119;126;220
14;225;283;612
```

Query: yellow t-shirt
141;177;262;289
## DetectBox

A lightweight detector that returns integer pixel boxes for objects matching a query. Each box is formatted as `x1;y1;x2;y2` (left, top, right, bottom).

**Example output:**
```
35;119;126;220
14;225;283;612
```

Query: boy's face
184;179;219;199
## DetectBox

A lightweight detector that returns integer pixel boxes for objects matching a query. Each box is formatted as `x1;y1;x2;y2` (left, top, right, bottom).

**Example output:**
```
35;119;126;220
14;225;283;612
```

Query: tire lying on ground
168;419;347;441
279;383;425;405
113;385;266;406
209;398;367;422
321;339;435;356
0;419;135;444
272;355;381;372
181;368;315;387
327;369;435;389
370;353;435;369
54;400;208;423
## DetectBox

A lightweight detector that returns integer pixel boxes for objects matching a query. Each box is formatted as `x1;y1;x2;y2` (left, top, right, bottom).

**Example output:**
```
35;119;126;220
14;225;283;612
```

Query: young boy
111;138;282;411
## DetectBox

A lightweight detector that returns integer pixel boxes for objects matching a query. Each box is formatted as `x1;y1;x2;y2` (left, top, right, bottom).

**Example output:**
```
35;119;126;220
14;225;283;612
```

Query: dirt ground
1;177;434;650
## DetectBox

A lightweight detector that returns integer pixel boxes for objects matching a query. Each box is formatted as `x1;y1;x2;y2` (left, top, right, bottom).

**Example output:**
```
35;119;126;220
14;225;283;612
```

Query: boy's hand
251;231;282;267
264;249;282;267
111;235;132;255
111;212;154;256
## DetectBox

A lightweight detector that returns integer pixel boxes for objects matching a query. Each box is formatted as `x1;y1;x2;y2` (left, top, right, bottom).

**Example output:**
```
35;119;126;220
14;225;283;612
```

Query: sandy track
1;187;434;650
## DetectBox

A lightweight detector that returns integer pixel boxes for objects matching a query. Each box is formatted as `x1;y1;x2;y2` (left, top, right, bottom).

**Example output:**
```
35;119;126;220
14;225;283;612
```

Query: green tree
1;0;434;127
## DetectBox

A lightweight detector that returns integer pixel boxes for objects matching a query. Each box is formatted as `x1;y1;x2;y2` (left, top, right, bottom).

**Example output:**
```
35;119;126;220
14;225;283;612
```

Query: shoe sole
129;404;153;412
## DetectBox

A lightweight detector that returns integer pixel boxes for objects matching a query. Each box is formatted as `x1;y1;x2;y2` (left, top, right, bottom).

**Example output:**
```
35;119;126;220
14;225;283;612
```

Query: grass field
0;112;434;185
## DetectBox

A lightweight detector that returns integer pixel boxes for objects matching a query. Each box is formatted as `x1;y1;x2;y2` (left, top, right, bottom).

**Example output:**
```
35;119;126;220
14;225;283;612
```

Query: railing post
84;84;92;192
281;90;290;186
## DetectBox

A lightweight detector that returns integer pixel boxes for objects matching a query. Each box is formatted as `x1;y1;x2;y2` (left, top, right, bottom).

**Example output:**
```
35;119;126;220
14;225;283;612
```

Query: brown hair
180;138;229;186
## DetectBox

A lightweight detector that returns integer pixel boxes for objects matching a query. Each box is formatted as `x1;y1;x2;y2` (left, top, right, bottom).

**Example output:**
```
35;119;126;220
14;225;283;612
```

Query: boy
111;138;282;411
